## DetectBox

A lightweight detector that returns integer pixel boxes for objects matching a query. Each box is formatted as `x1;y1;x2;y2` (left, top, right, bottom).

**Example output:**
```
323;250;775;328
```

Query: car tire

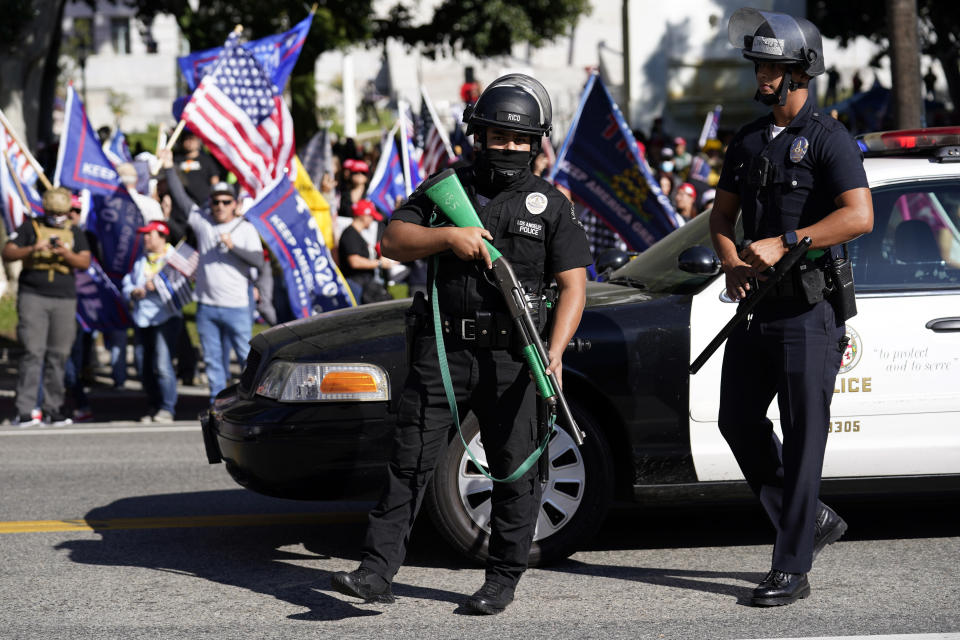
424;402;614;566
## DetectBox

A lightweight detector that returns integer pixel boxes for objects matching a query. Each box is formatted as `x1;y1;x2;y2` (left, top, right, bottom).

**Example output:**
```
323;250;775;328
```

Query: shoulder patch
525;192;548;215
569;203;584;229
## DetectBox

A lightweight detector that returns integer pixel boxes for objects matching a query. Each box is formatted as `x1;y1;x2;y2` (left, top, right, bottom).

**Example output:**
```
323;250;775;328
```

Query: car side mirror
678;245;721;275
596;248;637;280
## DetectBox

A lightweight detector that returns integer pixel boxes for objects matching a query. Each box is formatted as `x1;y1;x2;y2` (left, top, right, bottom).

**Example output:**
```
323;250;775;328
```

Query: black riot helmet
728;8;825;106
463;73;553;141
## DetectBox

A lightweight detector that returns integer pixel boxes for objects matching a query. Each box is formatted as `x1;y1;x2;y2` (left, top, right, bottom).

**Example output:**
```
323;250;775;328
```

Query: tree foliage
376;0;591;58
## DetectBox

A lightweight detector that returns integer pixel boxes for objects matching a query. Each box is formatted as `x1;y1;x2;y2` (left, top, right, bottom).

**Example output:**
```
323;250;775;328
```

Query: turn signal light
320;371;379;393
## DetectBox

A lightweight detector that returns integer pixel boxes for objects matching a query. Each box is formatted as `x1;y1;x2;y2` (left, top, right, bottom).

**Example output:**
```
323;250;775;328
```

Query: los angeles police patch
525;192;548;215
789;136;809;163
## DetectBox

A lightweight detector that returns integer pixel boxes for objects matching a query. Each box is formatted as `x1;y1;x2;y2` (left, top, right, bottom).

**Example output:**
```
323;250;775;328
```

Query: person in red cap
675;182;698;221
121;219;183;423
338;199;395;303
673;136;692;176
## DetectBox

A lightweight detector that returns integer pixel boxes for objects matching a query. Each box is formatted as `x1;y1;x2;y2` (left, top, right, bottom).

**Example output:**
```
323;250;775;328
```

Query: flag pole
0;107;54;191
164;24;244;152
397;101;412;195
1;147;32;210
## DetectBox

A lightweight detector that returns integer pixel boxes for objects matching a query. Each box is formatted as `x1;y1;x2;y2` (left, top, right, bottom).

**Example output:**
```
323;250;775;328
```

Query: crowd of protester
3;90;739;428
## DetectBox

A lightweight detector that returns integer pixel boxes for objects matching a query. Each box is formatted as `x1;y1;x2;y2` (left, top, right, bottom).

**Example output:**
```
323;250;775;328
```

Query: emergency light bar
857;126;960;159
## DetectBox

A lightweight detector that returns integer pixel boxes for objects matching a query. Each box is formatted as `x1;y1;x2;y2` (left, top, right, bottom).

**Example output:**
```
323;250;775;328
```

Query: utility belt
761;246;858;322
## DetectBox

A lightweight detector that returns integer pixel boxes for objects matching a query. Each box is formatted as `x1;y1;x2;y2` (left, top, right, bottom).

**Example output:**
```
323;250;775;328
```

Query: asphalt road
1;423;959;640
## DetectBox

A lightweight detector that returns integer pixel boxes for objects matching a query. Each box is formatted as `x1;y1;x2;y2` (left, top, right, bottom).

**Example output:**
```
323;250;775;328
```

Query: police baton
689;236;812;375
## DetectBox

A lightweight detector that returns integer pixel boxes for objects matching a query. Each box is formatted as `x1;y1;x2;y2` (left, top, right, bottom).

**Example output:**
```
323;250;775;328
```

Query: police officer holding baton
709;9;874;606
330;74;592;615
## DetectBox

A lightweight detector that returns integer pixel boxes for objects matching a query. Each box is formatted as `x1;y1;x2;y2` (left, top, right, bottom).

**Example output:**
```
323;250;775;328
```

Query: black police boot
813;504;848;560
465;580;515;615
330;567;395;603
751;570;810;607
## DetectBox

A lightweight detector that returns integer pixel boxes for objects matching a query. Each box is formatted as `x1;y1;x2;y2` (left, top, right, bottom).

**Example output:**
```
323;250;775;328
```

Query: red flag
181;31;295;197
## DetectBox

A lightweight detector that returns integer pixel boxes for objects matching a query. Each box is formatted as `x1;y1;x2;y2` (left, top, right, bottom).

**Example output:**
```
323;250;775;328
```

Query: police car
202;127;960;566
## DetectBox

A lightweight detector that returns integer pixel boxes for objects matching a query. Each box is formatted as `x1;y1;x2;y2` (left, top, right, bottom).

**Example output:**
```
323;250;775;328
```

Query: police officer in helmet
709;8;874;606
330;74;592;614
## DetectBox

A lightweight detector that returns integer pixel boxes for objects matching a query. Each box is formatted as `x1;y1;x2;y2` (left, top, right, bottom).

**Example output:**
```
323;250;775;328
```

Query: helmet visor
728;8;806;64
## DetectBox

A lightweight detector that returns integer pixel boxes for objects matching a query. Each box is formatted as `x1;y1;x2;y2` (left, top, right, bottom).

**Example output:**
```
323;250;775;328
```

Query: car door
688;178;960;481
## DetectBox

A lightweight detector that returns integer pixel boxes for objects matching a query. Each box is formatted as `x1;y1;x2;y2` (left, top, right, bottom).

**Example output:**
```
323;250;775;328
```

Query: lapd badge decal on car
790;137;809;163
525;192;548;215
838;325;861;374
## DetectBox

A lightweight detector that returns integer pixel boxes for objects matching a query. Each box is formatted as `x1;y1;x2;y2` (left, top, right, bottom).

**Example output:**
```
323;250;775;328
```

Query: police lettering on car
709;7;874;607
330;74;591;615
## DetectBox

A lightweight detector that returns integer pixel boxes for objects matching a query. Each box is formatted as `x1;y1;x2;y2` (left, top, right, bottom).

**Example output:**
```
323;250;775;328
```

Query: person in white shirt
158;149;264;401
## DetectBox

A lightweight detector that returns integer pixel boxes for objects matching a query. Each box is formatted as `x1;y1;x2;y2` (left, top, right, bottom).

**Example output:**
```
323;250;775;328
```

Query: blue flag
105;129;133;166
178;14;313;92
550;73;682;251
245;176;354;317
367;129;422;217
87;189;145;284
75;258;132;331
54;86;121;197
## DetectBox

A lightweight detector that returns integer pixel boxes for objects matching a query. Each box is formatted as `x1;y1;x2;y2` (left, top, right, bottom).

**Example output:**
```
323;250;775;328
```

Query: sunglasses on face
212;199;235;206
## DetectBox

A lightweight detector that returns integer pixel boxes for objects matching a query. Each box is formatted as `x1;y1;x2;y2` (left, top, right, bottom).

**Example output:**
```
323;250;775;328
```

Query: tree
0;0;68;159
809;0;960;117
886;0;922;128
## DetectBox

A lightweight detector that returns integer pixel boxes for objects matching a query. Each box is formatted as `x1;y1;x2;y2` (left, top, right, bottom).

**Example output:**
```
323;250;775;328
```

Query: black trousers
360;331;541;588
718;298;845;574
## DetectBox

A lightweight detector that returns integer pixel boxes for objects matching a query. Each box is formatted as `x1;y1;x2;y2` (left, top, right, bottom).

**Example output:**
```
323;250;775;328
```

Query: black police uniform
715;96;867;574
359;165;592;589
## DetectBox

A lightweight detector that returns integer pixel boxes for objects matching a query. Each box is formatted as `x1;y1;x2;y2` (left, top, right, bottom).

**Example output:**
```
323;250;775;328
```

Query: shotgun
421;168;586;445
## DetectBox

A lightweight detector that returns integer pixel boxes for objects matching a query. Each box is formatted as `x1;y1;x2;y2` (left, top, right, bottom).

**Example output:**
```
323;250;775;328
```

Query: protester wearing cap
675;182;698;221
121;219;183;423
338;199;395;303
673;136;692;175
338;157;371;219
158;148;264;402
2;187;91;427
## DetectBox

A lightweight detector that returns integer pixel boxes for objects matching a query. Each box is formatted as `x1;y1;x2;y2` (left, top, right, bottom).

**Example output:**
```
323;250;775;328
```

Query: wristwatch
781;230;798;248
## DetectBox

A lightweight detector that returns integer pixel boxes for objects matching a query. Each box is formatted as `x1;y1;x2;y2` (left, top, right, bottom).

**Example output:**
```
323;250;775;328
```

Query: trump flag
178;13;313;93
75;258;132;332
54;86;120;197
550;73;682;251
367;127;422;216
244;176;354;316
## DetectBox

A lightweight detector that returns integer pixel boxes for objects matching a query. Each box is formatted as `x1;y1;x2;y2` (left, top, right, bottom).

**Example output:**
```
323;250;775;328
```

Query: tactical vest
431;169;549;319
23;220;73;280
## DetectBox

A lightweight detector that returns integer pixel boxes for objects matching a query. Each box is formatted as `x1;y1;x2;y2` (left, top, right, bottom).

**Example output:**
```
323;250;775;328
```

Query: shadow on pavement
53;489;469;621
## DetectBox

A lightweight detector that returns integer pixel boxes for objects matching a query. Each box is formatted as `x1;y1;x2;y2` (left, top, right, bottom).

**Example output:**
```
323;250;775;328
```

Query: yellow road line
0;512;367;534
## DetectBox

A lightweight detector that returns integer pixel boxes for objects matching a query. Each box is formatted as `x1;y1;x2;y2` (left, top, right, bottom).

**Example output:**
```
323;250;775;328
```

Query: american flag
417;89;456;178
165;241;200;278
154;242;199;311
182;31;295;197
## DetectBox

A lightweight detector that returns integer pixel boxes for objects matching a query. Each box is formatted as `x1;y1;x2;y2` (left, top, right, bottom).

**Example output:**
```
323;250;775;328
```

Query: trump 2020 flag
367;127;422;216
54;86;121;197
182;30;295;197
245;175;354;316
104;128;133;166
87;189;144;284
75;258;131;331
550;73;682;251
178;14;313;93
1;123;43;220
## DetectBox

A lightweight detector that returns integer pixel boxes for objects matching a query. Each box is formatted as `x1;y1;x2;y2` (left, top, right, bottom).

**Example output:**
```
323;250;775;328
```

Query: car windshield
606;213;733;295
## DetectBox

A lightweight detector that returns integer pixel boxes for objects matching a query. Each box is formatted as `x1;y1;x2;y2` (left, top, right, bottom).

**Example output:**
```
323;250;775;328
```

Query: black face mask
474;148;531;190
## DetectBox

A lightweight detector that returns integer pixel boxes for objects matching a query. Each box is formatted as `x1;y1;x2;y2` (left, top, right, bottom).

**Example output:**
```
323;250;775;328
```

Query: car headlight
255;362;390;402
